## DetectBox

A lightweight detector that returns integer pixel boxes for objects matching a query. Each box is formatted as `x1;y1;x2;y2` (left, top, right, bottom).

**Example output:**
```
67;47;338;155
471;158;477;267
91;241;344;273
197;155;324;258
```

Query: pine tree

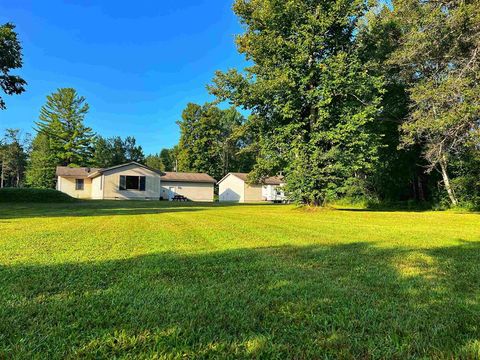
25;133;57;189
36;88;94;166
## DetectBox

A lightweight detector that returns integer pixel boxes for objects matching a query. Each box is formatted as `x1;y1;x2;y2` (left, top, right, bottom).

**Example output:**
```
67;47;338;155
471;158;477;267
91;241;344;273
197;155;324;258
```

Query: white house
217;172;285;203
56;162;216;201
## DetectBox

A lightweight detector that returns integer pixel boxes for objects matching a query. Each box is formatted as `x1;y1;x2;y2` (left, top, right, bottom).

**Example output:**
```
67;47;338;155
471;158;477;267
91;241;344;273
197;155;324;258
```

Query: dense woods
1;0;480;207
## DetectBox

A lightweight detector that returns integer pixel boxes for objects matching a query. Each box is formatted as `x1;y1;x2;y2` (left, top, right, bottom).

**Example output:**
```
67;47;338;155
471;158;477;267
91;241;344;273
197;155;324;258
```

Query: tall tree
176;102;251;180
0;129;29;187
36;88;94;166
159;146;180;171
123;136;145;162
209;0;384;205
0;23;27;109
388;0;480;206
110;136;127;166
25;133;57;189
91;136;112;168
356;3;429;202
145;153;164;171
91;135;145;168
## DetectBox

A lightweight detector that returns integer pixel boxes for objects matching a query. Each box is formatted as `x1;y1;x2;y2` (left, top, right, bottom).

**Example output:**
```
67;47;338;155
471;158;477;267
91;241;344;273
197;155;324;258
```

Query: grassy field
1;201;479;359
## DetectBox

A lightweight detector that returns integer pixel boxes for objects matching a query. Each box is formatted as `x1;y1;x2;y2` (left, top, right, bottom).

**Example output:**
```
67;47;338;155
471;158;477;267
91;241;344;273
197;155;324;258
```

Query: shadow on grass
1;242;479;358
0;200;281;220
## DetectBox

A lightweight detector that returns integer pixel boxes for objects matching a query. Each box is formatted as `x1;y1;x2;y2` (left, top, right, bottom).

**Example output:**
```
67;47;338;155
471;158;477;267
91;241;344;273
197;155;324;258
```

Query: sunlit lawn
1;201;479;358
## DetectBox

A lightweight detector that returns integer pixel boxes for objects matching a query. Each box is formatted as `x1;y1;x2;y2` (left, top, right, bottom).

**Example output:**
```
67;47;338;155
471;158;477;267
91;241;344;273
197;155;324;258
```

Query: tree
91;135;145;168
388;0;480;206
25;133;57;189
110;136;127;166
36;88;94;166
0;129;29;187
356;3;429;202
145;154;164;171
160;146;180;171
91;136;112;168
176;102;252;180
0;23;27;109
124;136;145;162
209;0;384;205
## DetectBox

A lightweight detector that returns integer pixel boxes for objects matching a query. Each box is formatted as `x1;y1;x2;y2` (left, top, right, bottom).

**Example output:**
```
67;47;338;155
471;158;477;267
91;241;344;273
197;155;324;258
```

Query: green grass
0;188;76;203
1;201;479;359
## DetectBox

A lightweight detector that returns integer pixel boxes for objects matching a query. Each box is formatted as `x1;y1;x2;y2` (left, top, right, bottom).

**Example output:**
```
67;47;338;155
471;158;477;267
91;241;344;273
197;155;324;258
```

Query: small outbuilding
218;172;285;203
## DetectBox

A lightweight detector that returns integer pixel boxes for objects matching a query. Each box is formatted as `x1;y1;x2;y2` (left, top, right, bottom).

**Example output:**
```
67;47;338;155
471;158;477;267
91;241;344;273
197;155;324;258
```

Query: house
56;162;216;201
218;172;285;203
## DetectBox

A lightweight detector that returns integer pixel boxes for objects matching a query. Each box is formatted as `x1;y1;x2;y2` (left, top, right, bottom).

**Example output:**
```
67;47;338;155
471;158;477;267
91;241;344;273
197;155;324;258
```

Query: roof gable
217;172;284;185
88;162;162;178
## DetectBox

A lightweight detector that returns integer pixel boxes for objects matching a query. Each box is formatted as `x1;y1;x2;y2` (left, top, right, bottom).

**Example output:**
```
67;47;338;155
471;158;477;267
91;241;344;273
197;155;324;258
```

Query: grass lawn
1;201;479;359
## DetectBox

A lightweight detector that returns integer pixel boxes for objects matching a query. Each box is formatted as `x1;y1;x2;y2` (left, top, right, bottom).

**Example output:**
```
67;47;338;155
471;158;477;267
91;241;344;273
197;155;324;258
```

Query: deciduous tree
209;0;384;205
0;23;26;109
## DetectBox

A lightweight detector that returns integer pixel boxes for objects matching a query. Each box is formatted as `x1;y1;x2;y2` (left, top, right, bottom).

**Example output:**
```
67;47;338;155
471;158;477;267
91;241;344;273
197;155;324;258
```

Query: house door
168;187;175;201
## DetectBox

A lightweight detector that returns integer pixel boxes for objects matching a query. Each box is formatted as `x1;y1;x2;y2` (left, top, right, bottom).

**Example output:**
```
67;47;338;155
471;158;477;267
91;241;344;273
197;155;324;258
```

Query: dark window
75;179;84;191
119;175;146;191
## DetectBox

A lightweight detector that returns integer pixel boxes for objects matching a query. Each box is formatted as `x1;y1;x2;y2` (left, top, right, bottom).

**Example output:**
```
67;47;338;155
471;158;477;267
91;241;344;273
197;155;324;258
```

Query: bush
0;188;77;203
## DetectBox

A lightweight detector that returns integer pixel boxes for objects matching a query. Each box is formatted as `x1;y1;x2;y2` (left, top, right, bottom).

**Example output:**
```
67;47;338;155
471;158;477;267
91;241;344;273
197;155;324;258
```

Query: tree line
1;86;254;188
2;0;480;207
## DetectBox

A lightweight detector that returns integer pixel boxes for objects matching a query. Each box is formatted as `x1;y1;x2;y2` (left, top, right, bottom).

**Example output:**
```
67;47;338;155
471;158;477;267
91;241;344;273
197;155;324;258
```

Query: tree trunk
439;156;457;206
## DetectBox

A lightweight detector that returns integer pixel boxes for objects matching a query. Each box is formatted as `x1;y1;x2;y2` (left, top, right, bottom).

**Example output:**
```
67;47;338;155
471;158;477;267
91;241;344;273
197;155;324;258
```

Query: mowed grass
1;201;479;359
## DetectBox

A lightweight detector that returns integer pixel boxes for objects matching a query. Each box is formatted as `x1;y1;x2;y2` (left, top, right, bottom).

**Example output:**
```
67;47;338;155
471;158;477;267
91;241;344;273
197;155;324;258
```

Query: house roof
218;172;284;185
161;171;217;184
87;161;163;178
57;162;216;184
56;166;101;177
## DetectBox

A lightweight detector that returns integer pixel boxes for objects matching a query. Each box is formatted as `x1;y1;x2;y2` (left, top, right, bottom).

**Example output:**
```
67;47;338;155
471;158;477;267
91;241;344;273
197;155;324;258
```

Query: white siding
219;174;245;202
161;181;214;202
91;175;103;199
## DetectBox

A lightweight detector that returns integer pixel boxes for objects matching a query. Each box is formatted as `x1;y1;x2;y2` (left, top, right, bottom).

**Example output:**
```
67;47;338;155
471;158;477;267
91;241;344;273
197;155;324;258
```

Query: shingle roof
57;162;217;184
56;166;101;177
161;172;217;183
87;161;163;178
219;172;284;185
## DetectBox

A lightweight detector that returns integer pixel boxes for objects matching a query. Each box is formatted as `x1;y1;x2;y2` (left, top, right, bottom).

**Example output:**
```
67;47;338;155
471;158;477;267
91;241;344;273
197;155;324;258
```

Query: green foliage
145;153;164;171
0;187;76;202
25;133;57;189
91;135;145;168
356;4;428;202
0;129;29;187
210;0;384;204
123;136;145;163
177;103;254;180
159;147;178;171
0;23;27;109
36;88;94;166
387;0;480;205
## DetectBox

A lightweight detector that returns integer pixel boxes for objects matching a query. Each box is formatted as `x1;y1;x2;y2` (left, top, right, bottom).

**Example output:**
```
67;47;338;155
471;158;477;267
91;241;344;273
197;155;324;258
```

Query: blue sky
0;0;247;154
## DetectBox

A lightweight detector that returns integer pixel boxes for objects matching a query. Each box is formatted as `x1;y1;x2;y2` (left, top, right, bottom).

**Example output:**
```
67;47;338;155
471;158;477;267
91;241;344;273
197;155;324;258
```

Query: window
119;176;146;191
75;179;84;191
